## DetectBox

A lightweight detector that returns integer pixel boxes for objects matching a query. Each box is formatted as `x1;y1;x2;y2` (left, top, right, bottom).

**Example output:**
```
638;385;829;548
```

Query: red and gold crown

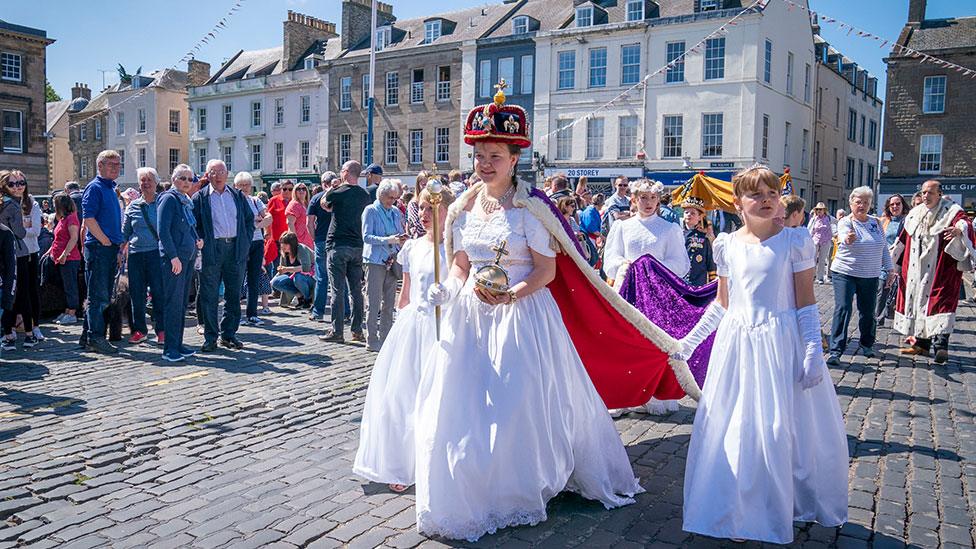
463;79;531;148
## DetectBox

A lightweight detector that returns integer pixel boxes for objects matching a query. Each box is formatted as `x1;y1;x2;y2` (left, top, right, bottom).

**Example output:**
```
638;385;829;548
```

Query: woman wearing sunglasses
0;170;41;350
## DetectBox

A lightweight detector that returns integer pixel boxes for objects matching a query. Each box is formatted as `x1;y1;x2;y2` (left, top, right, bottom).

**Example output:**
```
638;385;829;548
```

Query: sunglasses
282;187;294;191
296;188;307;192
175;176;193;182
8;180;26;188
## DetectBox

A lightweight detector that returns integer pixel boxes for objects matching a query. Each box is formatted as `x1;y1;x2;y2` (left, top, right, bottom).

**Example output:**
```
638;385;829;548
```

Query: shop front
879;176;976;212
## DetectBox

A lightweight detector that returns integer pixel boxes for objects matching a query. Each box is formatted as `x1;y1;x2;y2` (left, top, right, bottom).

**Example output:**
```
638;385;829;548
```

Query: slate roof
342;3;519;56
46;100;70;133
905;16;976;51
484;0;575;39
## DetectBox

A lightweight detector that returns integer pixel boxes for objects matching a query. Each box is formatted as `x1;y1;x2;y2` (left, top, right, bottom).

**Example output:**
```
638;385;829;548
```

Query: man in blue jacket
157;164;202;362
192;159;254;352
81;150;125;355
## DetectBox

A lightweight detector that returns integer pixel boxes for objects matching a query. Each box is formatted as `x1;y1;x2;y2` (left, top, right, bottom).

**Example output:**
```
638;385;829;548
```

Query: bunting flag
68;0;249;131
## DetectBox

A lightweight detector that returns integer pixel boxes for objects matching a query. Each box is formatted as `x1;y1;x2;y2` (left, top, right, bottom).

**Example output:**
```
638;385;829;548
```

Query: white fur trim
445;179;701;401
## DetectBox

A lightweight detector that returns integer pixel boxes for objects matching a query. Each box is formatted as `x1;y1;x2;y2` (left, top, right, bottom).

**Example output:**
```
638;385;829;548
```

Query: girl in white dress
416;92;643;542
678;166;848;544
603;179;690;415
353;186;453;493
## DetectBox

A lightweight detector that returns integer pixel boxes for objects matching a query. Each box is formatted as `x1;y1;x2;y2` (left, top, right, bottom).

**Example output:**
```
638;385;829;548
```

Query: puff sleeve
713;232;730;277
790;227;817;273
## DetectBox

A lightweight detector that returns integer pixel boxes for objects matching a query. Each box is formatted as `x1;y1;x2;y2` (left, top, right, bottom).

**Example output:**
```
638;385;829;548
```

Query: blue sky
13;0;975;101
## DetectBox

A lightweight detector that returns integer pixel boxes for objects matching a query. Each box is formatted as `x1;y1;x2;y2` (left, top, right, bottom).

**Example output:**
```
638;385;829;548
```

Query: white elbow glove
676;301;726;360
427;276;463;307
796;304;826;390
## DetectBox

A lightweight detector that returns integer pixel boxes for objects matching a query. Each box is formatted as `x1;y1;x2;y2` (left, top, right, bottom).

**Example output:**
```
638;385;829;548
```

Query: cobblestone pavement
1;284;974;548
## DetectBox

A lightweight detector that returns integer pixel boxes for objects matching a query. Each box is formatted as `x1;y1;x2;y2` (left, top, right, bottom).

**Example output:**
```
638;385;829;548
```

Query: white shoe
608;408;626;418
664;399;680;412
645;399;668;415
32;327;44;341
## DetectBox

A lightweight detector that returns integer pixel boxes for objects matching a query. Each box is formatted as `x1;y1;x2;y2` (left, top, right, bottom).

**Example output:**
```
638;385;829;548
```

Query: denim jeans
829;272;879;355
199;239;245;343
83;243;120;342
244;239;264;318
271;273;315;301
128;250;164;334
328;246;364;334
312;240;330;317
60;259;81;311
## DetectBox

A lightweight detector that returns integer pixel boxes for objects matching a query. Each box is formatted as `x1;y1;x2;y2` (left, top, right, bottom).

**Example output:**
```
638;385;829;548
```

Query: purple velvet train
618;254;717;388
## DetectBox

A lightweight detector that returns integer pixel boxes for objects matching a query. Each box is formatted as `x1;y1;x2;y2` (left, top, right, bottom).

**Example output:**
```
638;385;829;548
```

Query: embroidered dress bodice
454;207;555;285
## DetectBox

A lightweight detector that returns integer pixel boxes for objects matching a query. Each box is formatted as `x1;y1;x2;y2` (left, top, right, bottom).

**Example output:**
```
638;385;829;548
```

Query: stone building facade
187;11;339;192
880;0;976;209
68;88;109;184
812;31;882;214
324;0;519;178
0;20;54;186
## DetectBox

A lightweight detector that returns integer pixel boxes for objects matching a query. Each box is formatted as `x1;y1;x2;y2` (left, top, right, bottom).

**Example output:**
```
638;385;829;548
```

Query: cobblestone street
1;284;974;548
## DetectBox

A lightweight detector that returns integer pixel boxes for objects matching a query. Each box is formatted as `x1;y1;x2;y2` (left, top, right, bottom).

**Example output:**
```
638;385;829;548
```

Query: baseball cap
360;163;383;177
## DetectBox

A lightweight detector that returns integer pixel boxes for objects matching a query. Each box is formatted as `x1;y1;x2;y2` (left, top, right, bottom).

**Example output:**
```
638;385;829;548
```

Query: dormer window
576;6;593;27
304;57;316;70
424;20;442;44
698;0;721;12
626;0;644;21
376;26;392;51
512;15;529;35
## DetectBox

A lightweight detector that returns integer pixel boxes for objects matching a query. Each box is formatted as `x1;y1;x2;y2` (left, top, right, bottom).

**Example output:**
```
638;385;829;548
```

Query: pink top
285;199;314;249
51;212;81;261
807;213;834;246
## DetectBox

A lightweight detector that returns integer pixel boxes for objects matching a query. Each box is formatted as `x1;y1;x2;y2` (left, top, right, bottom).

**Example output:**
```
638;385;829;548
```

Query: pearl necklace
478;184;516;216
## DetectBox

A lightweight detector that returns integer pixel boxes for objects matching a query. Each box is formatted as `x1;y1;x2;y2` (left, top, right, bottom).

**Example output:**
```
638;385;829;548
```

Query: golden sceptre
426;168;443;340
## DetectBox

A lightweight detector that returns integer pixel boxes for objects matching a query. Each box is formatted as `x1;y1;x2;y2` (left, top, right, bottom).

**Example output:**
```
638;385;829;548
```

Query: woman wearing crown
414;83;700;542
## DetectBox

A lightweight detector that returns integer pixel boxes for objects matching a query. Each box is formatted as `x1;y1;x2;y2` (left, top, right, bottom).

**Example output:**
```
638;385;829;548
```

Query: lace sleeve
522;209;557;258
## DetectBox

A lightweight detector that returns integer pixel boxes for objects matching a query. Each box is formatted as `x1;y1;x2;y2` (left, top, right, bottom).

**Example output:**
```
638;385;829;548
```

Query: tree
45;80;61;102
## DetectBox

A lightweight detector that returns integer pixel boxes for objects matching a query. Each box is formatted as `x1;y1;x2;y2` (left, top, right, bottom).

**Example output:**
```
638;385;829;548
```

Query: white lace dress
603;214;690;281
353;239;445;486
682;228;848;544
414;206;642;542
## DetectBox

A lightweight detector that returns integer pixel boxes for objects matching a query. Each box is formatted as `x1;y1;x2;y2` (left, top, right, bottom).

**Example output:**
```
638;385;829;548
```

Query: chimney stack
341;0;396;52
187;59;211;87
71;83;91;101
908;0;927;25
283;10;339;71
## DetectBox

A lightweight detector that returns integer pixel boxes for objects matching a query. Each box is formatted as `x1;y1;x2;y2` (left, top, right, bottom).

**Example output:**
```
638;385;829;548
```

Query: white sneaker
608;408;626;418
32;327;44;341
664;399;680;412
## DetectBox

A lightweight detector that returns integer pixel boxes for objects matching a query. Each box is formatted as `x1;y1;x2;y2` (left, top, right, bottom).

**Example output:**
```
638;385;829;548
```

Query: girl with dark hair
271;231;315;307
51;194;81;324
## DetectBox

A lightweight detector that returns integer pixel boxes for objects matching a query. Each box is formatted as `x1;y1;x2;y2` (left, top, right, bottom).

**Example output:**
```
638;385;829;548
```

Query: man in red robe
894;180;976;363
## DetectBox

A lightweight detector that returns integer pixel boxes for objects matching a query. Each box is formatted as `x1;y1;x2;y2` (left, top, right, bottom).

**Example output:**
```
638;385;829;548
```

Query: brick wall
882;49;976;178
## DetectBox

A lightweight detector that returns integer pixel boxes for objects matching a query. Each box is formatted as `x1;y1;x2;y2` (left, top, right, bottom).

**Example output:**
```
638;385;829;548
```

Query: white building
533;0;817;196
105;69;189;188
187;11;340;191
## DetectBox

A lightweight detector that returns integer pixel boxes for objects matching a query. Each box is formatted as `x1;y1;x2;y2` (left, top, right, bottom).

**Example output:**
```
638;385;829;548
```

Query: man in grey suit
192;159;255;352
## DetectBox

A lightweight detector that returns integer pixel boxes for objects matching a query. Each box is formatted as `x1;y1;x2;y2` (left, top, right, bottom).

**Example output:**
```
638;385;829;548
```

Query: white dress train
414;207;642;542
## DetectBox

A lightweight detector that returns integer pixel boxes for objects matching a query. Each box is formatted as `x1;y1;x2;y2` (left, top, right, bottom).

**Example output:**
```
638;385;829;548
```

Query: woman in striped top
827;186;897;364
